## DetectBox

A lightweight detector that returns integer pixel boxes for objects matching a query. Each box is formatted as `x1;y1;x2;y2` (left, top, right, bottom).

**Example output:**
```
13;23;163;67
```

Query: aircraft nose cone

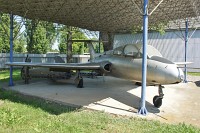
164;65;184;84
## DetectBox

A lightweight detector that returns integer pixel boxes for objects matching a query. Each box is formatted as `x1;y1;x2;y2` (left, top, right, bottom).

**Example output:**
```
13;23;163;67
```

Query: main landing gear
21;55;31;84
153;85;164;108
75;70;83;88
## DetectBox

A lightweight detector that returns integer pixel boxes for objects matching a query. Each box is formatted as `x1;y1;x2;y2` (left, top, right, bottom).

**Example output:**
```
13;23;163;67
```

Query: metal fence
0;53;90;69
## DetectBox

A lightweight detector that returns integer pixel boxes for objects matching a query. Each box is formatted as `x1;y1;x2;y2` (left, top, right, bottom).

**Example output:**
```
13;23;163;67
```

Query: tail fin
54;56;65;63
25;55;31;62
88;42;96;62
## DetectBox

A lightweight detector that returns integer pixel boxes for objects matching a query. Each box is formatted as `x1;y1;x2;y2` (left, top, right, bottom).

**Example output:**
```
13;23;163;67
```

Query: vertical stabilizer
88;42;95;62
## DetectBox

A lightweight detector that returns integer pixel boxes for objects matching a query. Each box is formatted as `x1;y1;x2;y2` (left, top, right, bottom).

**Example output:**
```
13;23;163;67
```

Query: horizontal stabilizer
174;62;193;65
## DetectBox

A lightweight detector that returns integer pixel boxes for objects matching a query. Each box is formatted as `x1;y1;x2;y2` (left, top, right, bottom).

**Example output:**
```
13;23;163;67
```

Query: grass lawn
0;89;200;133
0;69;21;85
188;72;200;76
0;70;200;132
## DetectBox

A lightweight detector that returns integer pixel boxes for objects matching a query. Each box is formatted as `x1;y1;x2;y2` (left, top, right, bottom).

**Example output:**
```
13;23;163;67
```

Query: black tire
135;82;142;86
77;78;83;88
153;95;162;108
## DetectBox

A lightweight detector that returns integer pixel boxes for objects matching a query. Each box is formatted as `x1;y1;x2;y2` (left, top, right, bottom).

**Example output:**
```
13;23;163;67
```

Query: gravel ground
187;75;200;82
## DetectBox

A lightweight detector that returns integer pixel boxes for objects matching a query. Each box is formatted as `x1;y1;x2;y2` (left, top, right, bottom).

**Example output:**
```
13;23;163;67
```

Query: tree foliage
0;13;25;53
58;26;89;54
72;30;88;54
0;13;99;54
0;14;9;53
58;25;68;54
94;43;104;53
25;19;57;54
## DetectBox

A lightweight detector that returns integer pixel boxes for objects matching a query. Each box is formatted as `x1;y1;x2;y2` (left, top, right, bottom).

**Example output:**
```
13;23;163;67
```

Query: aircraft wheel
135;82;141;86
153;95;162;108
77;78;83;88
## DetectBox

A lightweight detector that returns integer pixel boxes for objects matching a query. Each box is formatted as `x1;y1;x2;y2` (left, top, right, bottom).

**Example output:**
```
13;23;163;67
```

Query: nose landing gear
153;85;164;108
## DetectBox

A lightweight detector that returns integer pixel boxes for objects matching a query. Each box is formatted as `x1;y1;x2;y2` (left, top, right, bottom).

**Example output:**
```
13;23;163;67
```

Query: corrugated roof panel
0;0;199;32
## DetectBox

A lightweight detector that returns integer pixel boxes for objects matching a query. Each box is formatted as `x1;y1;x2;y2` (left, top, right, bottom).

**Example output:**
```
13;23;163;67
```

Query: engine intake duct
100;61;111;73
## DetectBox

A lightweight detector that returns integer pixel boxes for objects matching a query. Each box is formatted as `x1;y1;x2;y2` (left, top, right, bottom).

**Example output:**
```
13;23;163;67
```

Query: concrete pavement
5;76;200;127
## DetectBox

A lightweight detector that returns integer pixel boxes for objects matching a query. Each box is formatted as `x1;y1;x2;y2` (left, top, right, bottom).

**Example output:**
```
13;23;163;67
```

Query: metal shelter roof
0;0;200;32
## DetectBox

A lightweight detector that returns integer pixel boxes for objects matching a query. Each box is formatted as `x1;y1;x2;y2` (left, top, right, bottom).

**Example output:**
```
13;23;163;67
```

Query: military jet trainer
6;42;184;108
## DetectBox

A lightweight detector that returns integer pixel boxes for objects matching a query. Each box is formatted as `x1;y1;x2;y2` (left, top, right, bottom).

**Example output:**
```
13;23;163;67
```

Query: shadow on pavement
2;77;160;115
195;81;200;87
49;77;160;114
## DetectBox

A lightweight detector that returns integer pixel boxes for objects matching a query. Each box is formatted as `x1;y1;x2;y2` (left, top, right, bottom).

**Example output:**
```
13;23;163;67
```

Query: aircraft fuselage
94;54;184;85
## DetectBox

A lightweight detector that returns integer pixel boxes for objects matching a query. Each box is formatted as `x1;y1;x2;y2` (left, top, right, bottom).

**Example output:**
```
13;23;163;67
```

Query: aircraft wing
5;61;109;70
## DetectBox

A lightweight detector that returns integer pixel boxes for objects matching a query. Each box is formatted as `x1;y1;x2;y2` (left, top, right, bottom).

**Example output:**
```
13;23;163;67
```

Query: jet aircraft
6;42;184;108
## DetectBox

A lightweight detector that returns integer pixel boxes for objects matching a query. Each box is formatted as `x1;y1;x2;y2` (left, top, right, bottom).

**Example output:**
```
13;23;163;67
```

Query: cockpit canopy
113;44;162;58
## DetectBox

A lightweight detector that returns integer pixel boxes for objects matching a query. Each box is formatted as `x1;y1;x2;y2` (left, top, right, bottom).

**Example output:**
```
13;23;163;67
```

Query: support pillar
9;13;14;86
67;28;72;63
99;32;113;51
184;19;188;83
98;32;101;53
138;0;148;115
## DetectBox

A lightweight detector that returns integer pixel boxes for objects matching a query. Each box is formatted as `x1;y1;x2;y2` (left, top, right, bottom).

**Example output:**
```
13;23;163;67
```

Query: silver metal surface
93;44;184;85
6;43;184;85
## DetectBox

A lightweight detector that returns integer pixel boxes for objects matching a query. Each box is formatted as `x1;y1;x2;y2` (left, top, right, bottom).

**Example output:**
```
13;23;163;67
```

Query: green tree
25;19;38;53
0;13;26;53
0;13;10;53
94;43;104;53
58;26;88;54
33;23;49;54
42;21;57;50
58;25;68;54
72;30;88;54
25;19;57;54
14;35;26;53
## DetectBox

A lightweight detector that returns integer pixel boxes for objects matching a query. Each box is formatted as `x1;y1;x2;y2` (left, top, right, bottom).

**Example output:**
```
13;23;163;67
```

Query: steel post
138;0;148;115
67;28;72;63
184;19;188;83
98;33;101;53
9;13;14;86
